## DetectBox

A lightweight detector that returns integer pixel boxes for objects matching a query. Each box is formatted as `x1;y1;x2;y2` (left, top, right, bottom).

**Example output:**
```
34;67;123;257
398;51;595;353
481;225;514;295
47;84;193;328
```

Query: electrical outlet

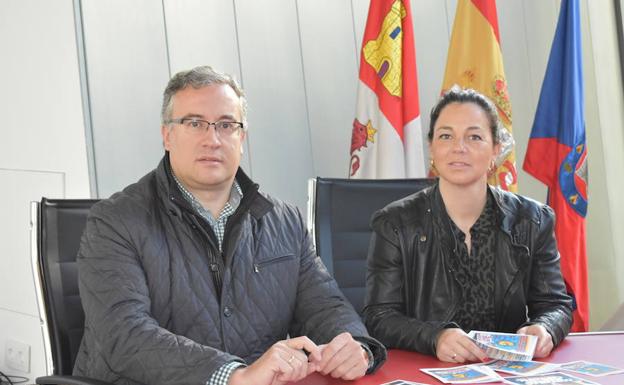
5;339;30;373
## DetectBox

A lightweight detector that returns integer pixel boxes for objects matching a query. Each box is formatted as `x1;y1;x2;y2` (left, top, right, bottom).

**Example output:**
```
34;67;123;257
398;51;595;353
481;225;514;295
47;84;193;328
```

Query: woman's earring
489;159;496;173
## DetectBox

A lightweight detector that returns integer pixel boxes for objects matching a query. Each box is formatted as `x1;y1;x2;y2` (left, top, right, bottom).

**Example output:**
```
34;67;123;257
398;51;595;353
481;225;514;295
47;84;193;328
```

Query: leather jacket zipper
497;231;530;327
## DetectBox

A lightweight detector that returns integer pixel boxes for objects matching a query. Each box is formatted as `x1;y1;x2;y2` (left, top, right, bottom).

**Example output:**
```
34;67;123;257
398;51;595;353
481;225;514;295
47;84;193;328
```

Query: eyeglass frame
166;117;246;137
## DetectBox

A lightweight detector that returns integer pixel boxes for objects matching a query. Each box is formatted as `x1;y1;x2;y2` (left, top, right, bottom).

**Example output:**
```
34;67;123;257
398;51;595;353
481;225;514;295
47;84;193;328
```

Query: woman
363;88;573;364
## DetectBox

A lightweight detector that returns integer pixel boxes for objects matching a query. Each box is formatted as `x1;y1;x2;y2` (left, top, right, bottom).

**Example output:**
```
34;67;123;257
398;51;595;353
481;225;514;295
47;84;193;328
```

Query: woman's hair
428;87;500;144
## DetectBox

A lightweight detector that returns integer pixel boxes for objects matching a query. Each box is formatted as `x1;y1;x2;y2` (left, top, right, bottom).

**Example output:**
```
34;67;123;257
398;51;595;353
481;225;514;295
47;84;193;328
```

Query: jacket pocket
253;254;296;272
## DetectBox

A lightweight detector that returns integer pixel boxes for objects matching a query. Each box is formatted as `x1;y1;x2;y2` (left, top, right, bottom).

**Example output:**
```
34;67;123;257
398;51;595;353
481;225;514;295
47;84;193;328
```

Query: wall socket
5;339;30;373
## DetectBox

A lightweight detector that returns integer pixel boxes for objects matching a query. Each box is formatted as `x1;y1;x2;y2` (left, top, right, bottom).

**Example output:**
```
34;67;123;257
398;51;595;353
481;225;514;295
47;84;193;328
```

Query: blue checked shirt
173;175;243;251
173;175;246;384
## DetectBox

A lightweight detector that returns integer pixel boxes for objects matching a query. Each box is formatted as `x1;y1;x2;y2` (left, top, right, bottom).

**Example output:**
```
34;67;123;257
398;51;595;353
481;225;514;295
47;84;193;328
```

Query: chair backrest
307;177;433;314
31;198;99;376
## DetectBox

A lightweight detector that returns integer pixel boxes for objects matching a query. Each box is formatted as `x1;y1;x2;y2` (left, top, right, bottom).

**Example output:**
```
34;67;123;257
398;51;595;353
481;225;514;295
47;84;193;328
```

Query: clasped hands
435;324;554;364
229;332;369;385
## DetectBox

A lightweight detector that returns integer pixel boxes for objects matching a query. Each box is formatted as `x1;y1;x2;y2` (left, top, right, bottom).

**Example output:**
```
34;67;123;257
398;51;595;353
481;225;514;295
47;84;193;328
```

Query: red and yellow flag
349;0;425;179
440;0;518;191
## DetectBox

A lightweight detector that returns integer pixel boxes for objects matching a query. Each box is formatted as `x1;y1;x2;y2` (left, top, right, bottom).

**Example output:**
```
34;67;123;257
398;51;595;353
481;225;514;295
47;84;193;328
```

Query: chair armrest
36;375;115;385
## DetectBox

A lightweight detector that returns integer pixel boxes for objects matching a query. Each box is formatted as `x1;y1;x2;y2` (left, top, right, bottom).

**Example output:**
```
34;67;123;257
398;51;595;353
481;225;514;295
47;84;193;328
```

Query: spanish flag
440;0;518;191
349;0;425;178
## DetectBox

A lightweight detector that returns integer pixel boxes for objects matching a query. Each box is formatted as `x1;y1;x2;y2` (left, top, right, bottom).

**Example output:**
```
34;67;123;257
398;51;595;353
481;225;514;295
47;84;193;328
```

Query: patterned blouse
435;188;498;332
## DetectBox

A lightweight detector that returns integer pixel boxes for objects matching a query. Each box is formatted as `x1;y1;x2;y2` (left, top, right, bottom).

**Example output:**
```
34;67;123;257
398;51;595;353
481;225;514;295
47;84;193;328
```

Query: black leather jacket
363;183;573;356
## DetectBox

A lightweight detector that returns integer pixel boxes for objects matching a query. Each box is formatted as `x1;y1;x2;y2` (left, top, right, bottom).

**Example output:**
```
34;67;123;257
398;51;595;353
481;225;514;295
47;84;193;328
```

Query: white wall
0;0;90;382
1;0;623;382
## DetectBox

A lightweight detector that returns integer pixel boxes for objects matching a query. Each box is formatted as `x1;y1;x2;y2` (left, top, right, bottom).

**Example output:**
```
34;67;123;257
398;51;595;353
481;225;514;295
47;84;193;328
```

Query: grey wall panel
162;0;251;172
234;0;313;211
498;0;558;202
0;0;90;198
298;0;358;178
412;1;452;142
81;0;170;198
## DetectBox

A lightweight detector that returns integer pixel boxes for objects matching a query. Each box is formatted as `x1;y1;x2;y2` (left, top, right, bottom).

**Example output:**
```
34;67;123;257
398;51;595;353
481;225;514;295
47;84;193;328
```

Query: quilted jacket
363;183;573;356
74;154;385;385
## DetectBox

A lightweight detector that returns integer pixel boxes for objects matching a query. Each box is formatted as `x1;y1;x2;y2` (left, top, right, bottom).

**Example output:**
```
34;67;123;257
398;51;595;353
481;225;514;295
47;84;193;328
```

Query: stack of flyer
420;365;502;383
502;371;602;384
468;331;537;361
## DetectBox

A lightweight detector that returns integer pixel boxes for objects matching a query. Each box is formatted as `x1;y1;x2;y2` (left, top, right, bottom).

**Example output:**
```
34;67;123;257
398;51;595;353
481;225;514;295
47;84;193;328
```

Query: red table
293;332;624;384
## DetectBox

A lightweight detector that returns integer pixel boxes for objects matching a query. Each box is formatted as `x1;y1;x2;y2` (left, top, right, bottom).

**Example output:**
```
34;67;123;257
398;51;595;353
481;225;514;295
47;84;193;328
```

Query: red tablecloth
292;332;624;385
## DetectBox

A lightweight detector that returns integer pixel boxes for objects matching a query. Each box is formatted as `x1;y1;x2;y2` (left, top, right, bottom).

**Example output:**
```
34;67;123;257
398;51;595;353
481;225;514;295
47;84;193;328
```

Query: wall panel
163;0;251;171
81;0;170;198
234;0;313;210
0;0;89;198
584;0;624;328
298;0;358;178
412;0;452;138
0;0;89;380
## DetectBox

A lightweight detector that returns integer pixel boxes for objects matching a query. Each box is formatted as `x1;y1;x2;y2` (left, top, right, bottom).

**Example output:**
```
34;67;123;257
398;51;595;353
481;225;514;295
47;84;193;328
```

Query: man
74;65;386;385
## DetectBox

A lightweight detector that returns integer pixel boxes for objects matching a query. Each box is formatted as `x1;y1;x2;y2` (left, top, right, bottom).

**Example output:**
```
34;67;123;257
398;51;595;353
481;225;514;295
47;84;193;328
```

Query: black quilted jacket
74;154;385;385
363;183;573;356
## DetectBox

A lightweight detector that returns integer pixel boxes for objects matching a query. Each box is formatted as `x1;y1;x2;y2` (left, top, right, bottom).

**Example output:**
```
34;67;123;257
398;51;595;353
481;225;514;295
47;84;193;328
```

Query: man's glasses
167;118;244;137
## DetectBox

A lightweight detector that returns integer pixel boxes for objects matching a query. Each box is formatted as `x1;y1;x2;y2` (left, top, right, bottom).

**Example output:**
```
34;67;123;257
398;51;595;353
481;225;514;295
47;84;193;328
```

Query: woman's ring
451;353;457;360
288;355;295;364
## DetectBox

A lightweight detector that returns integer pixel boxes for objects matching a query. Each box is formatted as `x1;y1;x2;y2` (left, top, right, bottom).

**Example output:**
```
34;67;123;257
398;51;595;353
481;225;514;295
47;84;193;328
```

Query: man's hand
517;324;554;358
228;336;321;385
316;332;369;380
435;328;487;363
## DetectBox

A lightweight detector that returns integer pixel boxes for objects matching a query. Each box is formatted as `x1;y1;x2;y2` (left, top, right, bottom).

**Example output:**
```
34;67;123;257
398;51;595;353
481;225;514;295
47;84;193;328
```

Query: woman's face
429;102;500;188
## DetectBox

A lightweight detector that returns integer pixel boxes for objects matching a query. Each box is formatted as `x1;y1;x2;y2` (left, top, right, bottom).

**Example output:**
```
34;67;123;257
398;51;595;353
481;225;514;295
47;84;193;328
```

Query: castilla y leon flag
439;0;518;191
349;0;425;179
523;0;588;331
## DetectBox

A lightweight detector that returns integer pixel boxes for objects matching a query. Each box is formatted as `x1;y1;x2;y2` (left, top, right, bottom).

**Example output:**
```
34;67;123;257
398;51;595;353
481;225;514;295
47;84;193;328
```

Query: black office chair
307;177;434;314
30;198;112;385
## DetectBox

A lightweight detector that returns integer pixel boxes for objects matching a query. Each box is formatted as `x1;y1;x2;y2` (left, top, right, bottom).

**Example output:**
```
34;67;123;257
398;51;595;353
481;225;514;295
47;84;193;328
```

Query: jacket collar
155;152;273;220
427;181;525;249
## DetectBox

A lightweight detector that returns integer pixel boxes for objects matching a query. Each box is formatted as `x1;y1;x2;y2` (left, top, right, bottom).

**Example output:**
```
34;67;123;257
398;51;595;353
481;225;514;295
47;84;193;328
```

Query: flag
439;0;518;191
349;0;425;178
523;0;588;331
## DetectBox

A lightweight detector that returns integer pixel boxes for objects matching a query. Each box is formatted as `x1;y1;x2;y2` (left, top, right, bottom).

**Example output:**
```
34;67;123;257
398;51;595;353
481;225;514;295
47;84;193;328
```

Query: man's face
162;84;245;194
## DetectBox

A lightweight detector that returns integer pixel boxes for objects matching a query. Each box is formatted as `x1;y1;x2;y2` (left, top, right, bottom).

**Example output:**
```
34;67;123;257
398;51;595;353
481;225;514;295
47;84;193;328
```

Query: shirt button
210;263;219;272
223;306;232;317
419;235;427;242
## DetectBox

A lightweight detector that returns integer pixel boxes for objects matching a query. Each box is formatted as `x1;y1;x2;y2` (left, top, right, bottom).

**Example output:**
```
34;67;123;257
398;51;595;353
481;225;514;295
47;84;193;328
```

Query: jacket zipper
497;231;530;327
189;214;224;298
253;255;296;272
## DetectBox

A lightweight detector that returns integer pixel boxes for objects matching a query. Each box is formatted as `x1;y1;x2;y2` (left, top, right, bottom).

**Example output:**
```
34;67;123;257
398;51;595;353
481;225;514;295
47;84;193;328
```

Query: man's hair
161;65;247;126
428;87;500;144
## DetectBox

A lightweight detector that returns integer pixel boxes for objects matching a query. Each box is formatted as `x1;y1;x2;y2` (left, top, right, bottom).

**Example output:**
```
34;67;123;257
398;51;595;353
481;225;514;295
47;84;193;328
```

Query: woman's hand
435;328;487;363
517;324;554;358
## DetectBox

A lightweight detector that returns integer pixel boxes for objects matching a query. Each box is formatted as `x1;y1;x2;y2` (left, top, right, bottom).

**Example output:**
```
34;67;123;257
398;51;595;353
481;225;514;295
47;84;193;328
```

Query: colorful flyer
421;364;502;383
483;359;560;375
379;381;429;385
560;360;624;377
503;371;601;385
468;330;537;361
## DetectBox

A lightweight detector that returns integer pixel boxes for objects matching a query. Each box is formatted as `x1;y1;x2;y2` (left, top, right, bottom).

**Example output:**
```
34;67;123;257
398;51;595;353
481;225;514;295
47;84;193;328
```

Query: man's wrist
227;366;247;385
208;361;246;385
